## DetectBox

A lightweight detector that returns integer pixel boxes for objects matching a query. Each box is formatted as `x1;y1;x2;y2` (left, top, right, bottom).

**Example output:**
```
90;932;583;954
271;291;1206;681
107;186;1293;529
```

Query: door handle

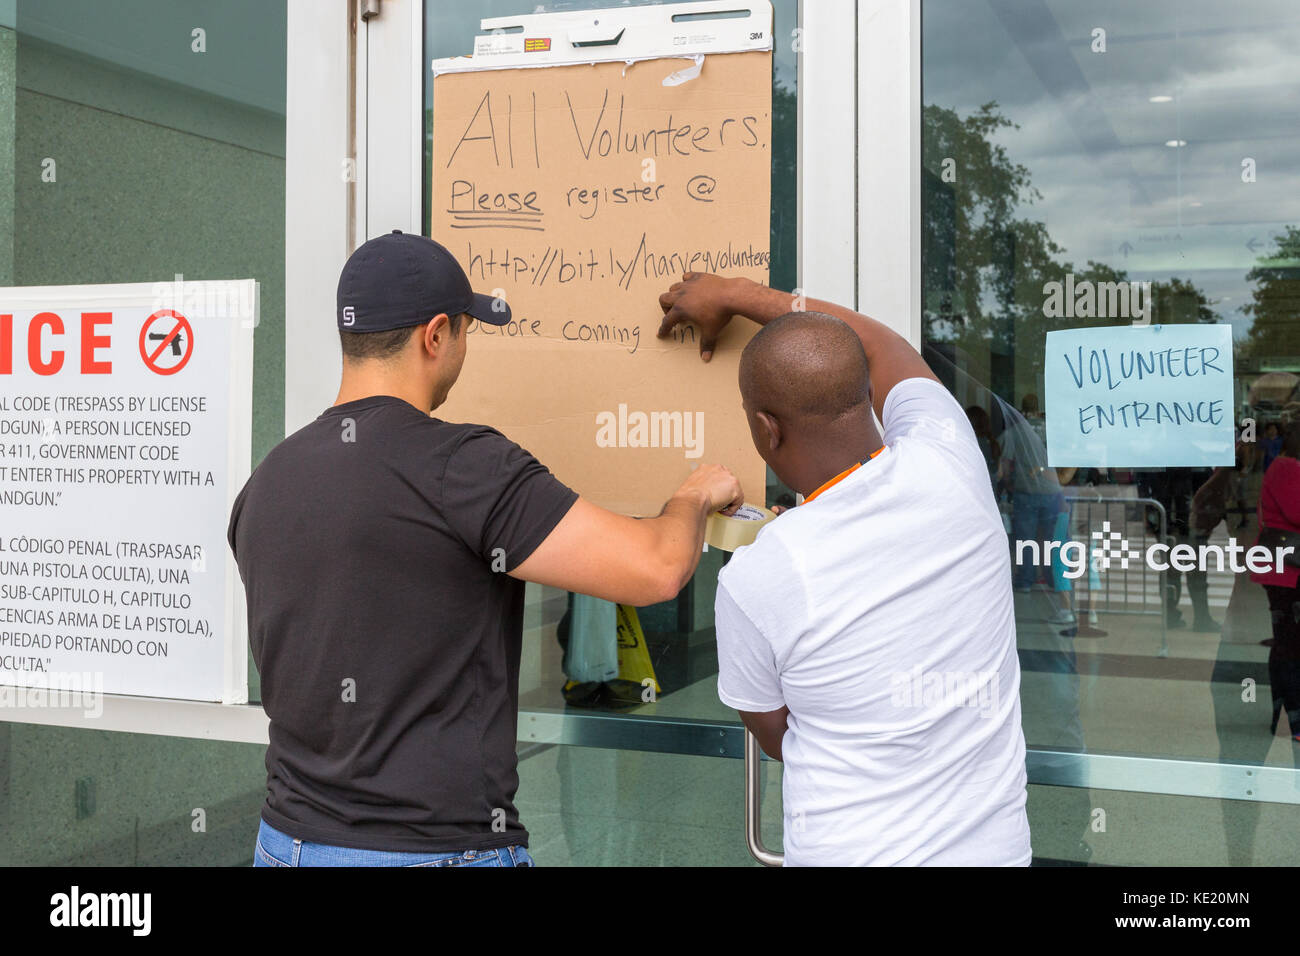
745;730;783;866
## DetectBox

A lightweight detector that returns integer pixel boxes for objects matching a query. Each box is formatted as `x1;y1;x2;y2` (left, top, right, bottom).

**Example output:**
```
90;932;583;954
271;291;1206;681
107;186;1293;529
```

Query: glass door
921;0;1300;865
408;0;806;865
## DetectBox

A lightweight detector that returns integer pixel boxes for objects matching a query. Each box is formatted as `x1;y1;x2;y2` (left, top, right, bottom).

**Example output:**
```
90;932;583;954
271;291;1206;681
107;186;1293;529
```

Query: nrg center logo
1016;521;1297;578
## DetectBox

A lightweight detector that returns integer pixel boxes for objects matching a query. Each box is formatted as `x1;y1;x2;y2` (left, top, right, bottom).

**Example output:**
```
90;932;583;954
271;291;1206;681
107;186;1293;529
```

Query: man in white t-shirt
658;273;1031;866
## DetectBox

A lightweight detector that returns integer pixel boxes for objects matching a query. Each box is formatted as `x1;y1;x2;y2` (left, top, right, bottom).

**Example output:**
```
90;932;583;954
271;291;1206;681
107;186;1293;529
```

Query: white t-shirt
716;377;1031;867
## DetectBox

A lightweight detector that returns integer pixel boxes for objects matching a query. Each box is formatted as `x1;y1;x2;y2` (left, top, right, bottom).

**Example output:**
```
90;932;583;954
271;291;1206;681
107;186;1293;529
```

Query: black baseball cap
336;230;512;332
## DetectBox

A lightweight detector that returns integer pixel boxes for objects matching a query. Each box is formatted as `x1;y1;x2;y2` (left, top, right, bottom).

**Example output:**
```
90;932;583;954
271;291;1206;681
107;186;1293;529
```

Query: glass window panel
923;1;1300;769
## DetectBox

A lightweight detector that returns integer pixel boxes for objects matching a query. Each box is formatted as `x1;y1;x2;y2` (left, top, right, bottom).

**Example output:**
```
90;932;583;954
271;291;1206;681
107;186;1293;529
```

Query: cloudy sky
923;0;1300;340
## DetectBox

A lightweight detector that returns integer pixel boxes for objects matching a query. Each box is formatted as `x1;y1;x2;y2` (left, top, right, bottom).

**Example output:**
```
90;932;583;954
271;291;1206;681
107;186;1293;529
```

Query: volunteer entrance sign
0;281;254;703
1044;324;1234;468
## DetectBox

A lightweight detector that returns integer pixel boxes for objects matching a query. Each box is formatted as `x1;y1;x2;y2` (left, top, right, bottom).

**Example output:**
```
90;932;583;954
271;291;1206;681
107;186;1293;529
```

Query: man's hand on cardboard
657;272;743;363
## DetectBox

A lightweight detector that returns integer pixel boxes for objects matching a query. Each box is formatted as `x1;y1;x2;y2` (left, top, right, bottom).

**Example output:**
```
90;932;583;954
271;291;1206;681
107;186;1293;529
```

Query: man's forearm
646;489;712;599
723;277;937;418
724;276;905;348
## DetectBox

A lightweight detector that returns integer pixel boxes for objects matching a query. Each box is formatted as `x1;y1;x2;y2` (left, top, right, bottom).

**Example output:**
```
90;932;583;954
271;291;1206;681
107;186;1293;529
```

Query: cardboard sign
0;280;253;703
1045;324;1235;467
432;51;772;515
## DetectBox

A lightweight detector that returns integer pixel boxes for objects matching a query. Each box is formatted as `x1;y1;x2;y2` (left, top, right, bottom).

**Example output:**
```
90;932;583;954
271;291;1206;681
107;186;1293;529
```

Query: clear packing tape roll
705;503;777;552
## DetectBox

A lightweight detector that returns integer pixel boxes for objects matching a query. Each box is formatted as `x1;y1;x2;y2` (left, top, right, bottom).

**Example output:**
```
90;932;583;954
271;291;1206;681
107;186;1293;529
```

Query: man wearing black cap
228;231;742;867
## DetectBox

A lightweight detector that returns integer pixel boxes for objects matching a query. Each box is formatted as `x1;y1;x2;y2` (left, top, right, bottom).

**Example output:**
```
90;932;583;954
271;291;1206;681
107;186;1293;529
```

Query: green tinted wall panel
0;25;13;285
0;3;284;865
13;55;284;464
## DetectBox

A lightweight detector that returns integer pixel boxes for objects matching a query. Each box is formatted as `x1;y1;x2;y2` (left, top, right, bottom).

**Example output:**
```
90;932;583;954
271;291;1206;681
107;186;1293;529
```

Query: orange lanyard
803;446;885;504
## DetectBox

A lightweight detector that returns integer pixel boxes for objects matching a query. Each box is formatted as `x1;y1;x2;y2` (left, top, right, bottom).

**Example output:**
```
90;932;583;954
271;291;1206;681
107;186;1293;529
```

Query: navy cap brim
465;291;513;326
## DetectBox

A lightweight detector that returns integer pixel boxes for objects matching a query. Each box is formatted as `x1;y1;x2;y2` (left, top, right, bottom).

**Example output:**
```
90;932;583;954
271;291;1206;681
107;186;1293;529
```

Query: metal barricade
1063;495;1168;638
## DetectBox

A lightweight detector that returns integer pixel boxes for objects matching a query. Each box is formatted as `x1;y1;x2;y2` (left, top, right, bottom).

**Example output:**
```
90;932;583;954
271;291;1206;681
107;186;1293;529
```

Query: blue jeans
1012;490;1065;589
253;818;534;867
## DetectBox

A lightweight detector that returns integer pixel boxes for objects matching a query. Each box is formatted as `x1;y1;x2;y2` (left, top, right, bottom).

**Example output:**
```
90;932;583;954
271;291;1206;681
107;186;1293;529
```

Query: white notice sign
0;280;254;703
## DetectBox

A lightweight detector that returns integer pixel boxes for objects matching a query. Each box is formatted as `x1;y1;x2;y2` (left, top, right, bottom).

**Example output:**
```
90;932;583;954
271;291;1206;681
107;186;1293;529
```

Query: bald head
740;312;872;427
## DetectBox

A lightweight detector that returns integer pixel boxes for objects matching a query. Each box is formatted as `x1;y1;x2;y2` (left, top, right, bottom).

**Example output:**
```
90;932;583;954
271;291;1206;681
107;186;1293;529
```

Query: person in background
999;402;1064;594
1192;455;1238;589
1043;473;1076;629
966;405;1001;489
1229;423;1255;532
1251;420;1300;740
1139;468;1217;632
658;272;1031;867
1263;421;1284;474
1050;467;1107;637
1019;394;1047;445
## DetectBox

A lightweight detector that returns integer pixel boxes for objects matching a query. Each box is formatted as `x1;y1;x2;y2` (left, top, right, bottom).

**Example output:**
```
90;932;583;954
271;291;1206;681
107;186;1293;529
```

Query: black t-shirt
227;395;577;852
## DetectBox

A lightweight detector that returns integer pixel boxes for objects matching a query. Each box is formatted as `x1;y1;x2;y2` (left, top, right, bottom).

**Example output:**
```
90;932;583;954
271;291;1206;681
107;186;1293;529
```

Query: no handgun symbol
139;310;194;375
